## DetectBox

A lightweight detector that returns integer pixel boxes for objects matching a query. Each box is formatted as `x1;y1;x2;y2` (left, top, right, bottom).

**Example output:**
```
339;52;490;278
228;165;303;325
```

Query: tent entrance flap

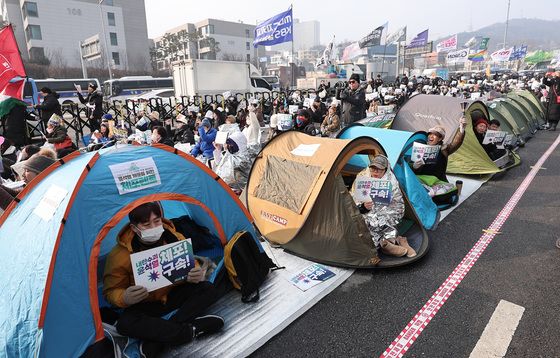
253;155;323;214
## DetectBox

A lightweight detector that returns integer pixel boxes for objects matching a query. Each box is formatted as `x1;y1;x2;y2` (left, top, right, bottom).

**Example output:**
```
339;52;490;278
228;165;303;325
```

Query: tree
221;52;243;62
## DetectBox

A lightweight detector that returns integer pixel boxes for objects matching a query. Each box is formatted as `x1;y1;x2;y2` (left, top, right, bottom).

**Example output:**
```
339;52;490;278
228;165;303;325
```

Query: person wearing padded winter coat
34;87;62;126
44;114;76;157
103;202;224;357
339;73;366;127
76;82;103;131
190;118;217;160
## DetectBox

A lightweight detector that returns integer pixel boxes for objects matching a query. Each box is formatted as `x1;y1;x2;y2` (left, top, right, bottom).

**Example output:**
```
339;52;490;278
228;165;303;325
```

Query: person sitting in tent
351;155;416;258
214;131;252;194
472;113;506;161
412;117;467;183
103;202;224;356
489;119;501;131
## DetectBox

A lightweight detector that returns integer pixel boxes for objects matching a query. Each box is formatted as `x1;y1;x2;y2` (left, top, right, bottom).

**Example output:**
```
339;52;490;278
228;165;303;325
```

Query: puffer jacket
191;127;217;159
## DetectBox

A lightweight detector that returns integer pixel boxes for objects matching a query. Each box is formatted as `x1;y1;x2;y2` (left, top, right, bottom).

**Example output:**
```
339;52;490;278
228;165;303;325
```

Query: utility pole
503;0;511;49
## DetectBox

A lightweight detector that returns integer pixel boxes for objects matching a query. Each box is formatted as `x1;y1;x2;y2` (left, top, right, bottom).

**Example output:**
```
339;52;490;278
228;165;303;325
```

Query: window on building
246;42;250;50
112;52;120;66
104;0;114;5
246;54;251;62
29;47;44;60
245;29;250;38
26;25;42;40
107;12;115;26
23;2;39;18
109;32;118;46
208;24;214;34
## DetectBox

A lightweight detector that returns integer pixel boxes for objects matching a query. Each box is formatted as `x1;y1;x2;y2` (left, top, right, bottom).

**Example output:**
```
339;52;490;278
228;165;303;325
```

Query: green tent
392;95;519;175
504;95;539;130
515;90;546;125
507;92;543;127
501;98;538;133
486;100;531;140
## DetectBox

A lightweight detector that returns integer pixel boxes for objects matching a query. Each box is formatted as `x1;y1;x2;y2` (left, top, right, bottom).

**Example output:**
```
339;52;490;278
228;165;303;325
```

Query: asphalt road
252;129;560;358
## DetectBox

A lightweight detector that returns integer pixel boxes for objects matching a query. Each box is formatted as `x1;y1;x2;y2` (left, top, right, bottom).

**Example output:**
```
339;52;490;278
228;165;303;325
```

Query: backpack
224;231;277;303
171;215;220;252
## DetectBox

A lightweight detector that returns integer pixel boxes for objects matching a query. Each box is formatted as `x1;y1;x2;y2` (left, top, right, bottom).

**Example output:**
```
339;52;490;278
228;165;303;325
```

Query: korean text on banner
386;27;406;45
358;24;385;49
109;157;162;195
407;29;429;49
253;8;293;47
483;130;507;145
0;25;27;92
131;239;195;292
353;176;393;206
491;47;514;62
412;142;441;165
436;34;457;53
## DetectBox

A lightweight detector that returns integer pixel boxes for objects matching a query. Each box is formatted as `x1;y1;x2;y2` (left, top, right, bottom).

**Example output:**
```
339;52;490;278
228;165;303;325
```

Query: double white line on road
381;134;560;358
469;300;525;358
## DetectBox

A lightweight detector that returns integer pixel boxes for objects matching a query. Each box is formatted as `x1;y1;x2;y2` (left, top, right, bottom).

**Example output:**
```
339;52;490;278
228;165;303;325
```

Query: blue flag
407;29;429;49
253;8;293;47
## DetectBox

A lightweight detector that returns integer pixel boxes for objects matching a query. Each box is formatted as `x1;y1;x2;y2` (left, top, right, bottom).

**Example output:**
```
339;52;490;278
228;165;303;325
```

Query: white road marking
469;300;525;358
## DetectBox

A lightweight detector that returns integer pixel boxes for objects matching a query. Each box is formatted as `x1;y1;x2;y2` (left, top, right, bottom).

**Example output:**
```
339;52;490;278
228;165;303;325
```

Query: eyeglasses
348;80;357;84
369;166;385;172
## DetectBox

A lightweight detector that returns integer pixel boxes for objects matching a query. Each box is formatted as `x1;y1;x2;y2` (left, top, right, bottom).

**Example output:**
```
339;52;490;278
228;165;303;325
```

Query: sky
145;0;559;43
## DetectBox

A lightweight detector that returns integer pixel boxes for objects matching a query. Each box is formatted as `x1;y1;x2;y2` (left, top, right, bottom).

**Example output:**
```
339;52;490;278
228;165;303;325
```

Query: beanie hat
349;73;360;82
102;113;113;121
474;118;489;127
201;118;212;128
21;155;56;174
428;126;446;140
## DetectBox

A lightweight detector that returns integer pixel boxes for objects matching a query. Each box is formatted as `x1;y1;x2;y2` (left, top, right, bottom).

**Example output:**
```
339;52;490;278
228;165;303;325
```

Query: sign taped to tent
109;157;162;195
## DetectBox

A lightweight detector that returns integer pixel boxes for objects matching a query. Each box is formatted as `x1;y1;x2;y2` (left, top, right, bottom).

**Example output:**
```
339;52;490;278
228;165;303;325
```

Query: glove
412;160;424;169
187;266;206;284
123;285;148;306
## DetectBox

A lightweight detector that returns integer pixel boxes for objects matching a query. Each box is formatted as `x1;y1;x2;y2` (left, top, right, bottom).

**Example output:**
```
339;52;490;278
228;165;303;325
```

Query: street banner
0;25;26;93
510;45;528;60
436;34;457;53
406;29;429;49
468;49;487;62
131;240;195;292
290;263;336;291
491;47;514;62
358;23;386;48
386;26;407;45
253;7;293;47
446;48;469;64
342;42;367;61
412;142;441;165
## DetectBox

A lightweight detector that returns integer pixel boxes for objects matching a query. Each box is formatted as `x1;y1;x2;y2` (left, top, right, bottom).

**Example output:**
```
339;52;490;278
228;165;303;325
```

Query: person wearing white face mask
103;202;224;357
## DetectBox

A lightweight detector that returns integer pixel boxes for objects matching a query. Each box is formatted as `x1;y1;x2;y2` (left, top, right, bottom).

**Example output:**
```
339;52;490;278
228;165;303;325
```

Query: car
126;88;178;111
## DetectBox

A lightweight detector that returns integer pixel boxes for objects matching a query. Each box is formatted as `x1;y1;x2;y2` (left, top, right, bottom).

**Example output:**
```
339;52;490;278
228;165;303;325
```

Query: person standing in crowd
412;116;466;182
76;83;103;132
34;87;62;128
244;104;261;147
103;202;223;357
543;72;560;131
374;74;384;90
339;74;366;127
0;97;31;148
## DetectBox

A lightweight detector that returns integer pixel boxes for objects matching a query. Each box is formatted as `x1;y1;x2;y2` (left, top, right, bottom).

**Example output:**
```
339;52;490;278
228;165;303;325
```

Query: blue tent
0;144;257;357
337;126;440;230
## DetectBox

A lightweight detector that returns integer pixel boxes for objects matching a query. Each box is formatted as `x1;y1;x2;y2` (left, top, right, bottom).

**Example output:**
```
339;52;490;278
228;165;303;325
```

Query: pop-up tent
486;99;532;141
515;90;546;123
245;131;429;269
337;125;439;230
500;97;538;133
507;91;545;127
0;144;258;357
393;94;519;175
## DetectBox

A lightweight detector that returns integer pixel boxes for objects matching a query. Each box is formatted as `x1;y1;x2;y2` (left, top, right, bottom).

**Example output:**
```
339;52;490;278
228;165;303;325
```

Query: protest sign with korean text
109;157;162;195
483;130;507;145
290;263;336;291
353;176;393;206
412;142;441;165
131;239;195;292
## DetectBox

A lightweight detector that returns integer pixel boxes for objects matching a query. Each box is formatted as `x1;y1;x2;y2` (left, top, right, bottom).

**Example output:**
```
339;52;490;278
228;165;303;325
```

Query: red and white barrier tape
381;134;560;358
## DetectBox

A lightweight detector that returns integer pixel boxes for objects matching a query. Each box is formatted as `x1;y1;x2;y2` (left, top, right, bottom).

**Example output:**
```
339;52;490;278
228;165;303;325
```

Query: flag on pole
406;29;429;49
253;8;293;47
478;37;490;50
436;34;457;53
464;36;478;48
358;23;387;48
0;25;26;93
468;49;487;62
386;26;406;45
315;36;335;69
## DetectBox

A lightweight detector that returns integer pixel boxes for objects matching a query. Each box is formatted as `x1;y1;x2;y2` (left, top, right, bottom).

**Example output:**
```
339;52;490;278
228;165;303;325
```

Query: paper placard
109;157;162;195
412;142;441;165
290;263;336;291
288;105;299;114
483;130;507;145
290;143;320;157
303;98;312;108
33;185;68;221
215;131;229;145
353;176;393;206
74;84;82;93
499;134;514;149
131;239;195;292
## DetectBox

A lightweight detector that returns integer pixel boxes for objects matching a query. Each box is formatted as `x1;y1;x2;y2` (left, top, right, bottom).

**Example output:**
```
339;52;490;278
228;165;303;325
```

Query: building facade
152;18;265;72
269;19;320;52
0;0;150;71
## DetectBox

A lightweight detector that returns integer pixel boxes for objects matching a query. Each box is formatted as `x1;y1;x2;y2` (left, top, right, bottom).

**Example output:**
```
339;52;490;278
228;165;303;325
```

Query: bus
33;78;101;105
102;76;173;101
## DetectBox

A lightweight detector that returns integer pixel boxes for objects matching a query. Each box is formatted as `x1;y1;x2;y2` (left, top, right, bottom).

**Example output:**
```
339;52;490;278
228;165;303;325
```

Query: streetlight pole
503;0;511;49
98;0;113;80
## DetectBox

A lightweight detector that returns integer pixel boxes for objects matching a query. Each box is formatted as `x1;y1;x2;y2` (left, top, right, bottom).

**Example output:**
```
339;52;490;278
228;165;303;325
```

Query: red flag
1;77;25;100
0;25;26;92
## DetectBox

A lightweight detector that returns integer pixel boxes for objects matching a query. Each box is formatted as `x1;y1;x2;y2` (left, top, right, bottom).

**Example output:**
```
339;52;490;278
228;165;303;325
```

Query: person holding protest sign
350;155;416;258
103;202;223;357
472;112;506;161
412;116;466;183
